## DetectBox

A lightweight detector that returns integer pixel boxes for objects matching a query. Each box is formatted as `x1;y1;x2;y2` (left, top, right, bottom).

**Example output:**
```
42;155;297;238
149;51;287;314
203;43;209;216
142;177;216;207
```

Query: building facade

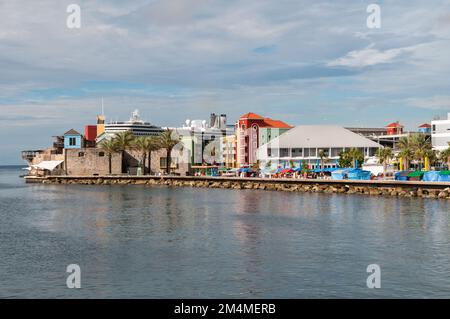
236;112;291;166
432;113;450;151
220;134;237;168
65;148;122;176
64;129;83;149
257;125;382;169
170;114;234;166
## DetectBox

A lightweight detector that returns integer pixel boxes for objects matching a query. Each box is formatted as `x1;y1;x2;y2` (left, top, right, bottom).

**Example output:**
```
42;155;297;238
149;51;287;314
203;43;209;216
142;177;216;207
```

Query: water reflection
0;167;449;298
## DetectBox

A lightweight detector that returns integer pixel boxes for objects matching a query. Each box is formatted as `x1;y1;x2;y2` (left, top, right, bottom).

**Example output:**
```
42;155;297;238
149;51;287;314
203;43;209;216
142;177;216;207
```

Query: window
78;152;85;157
268;148;272;157
280;148;289;157
307;148;317;157
331;148;342;157
69;137;76;146
304;148;309;157
98;152;105;157
292;148;303;157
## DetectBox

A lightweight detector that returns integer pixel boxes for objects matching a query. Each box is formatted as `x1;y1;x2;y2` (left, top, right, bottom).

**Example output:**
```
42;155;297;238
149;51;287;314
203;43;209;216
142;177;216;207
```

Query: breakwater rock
34;176;450;200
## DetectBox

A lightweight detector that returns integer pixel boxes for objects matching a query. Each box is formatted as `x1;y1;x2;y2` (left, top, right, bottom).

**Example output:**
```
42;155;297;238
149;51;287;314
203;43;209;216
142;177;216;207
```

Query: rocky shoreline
31;176;450;200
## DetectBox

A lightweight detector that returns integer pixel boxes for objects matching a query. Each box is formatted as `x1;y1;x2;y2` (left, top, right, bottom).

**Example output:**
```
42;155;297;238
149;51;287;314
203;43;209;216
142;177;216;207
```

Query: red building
85;125;98;142
236;112;292;166
385;121;404;135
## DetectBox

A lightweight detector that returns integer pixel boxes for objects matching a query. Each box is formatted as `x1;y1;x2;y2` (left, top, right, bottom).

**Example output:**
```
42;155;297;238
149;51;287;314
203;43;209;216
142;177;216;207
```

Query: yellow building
221;134;237;168
96;115;105;136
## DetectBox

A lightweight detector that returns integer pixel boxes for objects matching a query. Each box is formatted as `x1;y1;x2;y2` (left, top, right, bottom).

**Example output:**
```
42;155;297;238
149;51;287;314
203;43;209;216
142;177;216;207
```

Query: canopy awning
31;160;64;171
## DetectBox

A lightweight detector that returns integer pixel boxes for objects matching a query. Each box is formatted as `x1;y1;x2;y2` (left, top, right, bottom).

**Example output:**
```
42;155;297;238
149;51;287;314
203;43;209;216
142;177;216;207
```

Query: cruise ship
103;109;163;137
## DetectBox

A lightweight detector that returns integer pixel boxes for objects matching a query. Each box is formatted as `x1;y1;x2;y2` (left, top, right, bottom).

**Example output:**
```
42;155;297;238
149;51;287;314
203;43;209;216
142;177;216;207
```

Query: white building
257;125;382;169
431;113;450;151
169;114;235;165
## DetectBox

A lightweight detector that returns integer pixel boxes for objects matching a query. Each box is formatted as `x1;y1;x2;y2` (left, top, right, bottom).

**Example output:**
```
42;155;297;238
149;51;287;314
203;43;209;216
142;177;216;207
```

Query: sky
1;0;450;164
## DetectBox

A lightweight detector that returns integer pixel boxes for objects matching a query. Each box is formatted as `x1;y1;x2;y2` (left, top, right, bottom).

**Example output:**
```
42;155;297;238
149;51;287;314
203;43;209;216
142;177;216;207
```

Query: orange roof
419;123;431;128
263;118;292;128
240;112;264;120
386;122;403;128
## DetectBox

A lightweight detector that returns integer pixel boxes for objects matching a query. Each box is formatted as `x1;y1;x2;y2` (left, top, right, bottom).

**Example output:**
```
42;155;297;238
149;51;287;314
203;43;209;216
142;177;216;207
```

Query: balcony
21;150;43;161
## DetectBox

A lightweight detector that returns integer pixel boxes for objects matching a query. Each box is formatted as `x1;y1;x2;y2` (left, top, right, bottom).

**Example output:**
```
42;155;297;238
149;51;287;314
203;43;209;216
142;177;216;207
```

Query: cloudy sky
1;0;450;164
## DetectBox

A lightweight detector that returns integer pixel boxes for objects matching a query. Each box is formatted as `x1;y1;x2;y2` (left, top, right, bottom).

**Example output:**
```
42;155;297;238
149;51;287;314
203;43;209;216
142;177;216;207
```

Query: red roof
419;123;431;128
262;118;292;128
386;122;403;128
239;112;292;128
240;112;264;119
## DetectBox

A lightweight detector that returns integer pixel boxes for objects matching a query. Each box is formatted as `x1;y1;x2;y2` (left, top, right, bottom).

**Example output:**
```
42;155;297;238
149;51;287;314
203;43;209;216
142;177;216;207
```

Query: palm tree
440;143;450;169
132;136;149;174
144;136;161;175
114;131;135;173
158;129;180;174
318;149;328;170
397;136;412;170
410;133;432;170
348;148;364;168
99;139;119;175
377;147;392;177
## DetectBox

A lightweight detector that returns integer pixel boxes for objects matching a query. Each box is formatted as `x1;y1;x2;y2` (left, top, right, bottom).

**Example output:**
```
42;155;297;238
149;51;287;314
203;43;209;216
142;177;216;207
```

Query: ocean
0;166;449;298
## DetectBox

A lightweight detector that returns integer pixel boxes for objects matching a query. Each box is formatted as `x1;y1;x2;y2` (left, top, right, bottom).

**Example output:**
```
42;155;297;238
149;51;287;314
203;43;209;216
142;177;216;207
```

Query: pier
25;175;450;199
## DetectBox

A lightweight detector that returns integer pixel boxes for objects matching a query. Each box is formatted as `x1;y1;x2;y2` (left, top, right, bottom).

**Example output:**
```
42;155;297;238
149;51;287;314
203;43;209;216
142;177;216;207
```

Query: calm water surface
0;166;449;298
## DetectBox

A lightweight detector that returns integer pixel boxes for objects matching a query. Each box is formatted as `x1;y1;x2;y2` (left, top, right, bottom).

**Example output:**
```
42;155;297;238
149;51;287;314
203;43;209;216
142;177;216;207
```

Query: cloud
408;96;450;110
327;45;416;68
1;0;450;163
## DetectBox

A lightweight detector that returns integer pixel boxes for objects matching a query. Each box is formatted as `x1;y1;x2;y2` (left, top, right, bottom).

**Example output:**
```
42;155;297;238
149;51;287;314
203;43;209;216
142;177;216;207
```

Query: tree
99;139;119;174
376;147;393;176
132;136;150;174
114;131;135;173
349;148;364;168
338;150;353;168
397;136;413;171
410;133;431;170
338;149;364;168
158;129;180;174
144;136;161;175
440;143;450;169
318;149;328;170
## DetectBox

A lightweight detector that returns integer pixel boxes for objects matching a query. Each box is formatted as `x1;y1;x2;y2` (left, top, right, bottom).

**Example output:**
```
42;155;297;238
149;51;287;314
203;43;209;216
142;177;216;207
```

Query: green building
259;127;291;146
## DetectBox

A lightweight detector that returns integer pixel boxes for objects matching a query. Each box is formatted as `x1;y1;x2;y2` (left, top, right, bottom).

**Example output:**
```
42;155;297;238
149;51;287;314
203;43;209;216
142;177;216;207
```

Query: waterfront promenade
25;175;450;199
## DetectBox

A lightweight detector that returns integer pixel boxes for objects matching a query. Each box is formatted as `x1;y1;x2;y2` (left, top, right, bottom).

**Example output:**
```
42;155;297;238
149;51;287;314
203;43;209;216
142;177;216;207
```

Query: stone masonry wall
40;176;450;200
65;148;122;175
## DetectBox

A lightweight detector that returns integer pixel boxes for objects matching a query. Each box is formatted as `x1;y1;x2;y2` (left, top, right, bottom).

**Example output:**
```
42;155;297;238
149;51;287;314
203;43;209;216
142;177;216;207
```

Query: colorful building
64;129;83;149
418;123;431;134
221;134;237;168
85;125;97;142
386;122;404;135
236;112;292;166
96;115;105;136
